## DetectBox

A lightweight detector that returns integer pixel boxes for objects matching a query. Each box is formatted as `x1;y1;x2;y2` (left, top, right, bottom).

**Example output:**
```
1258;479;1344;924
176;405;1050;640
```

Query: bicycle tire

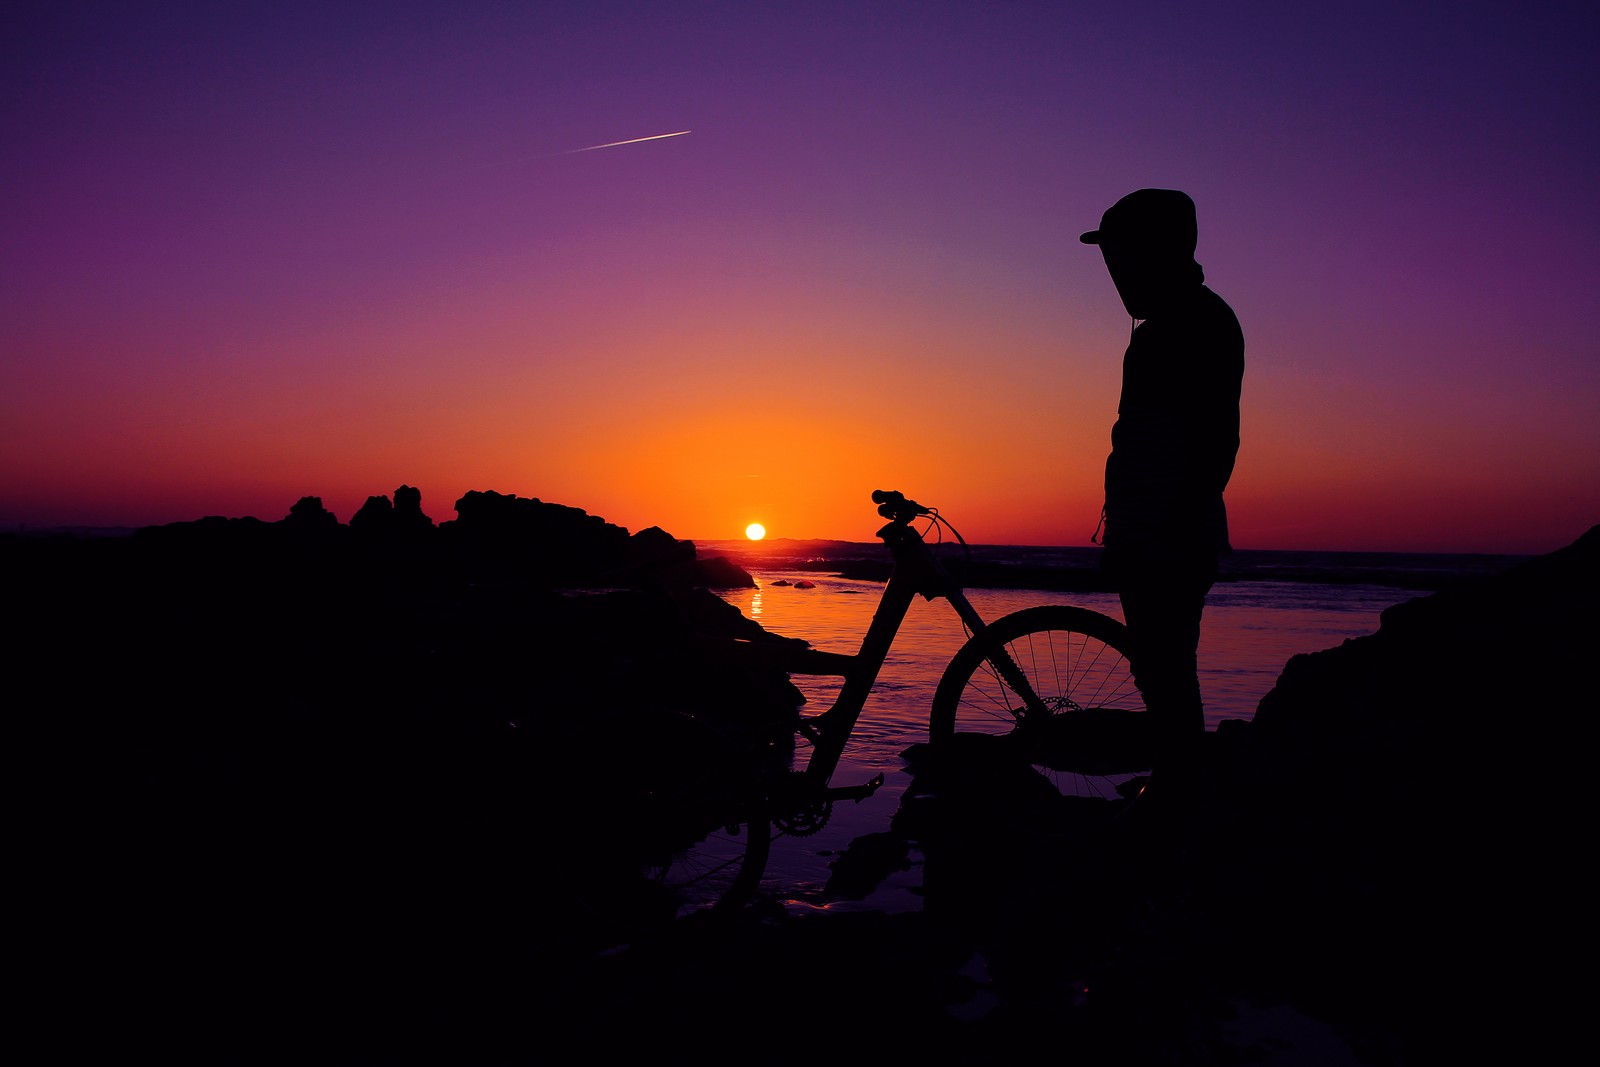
929;605;1152;800
543;706;774;948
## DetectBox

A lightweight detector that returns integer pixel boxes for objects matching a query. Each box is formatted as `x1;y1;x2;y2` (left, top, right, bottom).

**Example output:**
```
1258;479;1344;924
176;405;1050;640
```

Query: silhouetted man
1081;189;1243;791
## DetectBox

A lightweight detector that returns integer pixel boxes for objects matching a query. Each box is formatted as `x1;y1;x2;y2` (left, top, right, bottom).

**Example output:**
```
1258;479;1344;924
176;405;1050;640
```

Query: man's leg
1118;564;1214;779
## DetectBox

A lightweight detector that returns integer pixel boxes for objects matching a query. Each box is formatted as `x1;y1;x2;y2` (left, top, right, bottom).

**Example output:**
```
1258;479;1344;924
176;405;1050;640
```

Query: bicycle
561;489;1153;946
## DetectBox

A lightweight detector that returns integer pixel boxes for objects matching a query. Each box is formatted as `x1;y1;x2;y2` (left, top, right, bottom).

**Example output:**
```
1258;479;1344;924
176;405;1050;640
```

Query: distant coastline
696;538;1532;593
3;524;1533;594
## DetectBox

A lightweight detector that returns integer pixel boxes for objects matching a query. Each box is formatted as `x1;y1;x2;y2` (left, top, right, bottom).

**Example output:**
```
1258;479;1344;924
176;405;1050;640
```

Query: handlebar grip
873;489;929;520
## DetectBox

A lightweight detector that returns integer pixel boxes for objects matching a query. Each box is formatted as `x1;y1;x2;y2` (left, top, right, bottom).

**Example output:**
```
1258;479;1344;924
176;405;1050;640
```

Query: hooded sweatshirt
1102;255;1243;561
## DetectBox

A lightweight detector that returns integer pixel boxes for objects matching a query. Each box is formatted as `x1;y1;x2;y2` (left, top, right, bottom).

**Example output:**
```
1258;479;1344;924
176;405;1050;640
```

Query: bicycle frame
625;488;1145;926
769;491;1048;803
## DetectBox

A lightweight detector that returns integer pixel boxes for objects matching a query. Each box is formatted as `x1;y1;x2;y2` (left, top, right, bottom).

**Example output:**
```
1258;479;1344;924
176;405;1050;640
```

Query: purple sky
4;2;1597;552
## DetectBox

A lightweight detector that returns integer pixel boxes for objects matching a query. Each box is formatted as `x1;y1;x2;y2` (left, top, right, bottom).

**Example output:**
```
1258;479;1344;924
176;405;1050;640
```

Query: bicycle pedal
827;772;885;802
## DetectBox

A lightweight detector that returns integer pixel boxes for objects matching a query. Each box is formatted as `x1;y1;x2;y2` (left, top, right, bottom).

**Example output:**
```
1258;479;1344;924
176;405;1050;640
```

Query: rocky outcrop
555;523;1596;1064
350;483;435;538
17;497;1589;1064
283;493;340;528
891;523;1597;1062
1197;523;1596;1060
14;485;811;1054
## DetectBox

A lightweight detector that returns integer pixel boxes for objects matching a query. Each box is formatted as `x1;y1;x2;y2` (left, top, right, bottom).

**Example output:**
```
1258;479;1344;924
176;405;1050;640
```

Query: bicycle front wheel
929;605;1152;800
544;706;774;949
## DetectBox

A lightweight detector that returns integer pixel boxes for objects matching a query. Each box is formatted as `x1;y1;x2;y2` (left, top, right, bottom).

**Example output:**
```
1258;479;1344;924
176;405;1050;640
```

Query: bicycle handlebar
872;489;930;522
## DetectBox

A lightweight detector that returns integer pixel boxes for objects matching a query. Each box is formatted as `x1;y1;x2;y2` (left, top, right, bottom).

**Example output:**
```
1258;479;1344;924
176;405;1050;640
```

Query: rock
392;484;432;528
1189;523;1599;1062
351;486;438;549
18;497;1589;1064
284;494;339;527
680;553;757;589
350;492;394;528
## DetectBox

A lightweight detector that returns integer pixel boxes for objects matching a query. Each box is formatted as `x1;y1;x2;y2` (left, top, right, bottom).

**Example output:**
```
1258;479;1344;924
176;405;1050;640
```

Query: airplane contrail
567;130;692;153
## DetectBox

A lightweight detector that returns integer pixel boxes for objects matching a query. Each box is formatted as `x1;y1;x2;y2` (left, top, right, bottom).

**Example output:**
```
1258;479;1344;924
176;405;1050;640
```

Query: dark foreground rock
12;488;802;1059
544;524;1596;1066
11;498;1593;1065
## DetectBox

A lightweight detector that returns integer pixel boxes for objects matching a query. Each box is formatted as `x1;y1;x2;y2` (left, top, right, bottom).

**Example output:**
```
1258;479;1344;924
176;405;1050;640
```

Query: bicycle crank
770;772;885;837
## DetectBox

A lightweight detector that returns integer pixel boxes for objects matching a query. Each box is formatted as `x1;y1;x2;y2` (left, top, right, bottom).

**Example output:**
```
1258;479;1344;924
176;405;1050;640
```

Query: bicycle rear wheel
929;605;1152;800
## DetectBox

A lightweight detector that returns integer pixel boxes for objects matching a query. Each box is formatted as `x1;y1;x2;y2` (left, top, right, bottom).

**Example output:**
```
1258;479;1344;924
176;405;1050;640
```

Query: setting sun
745;523;766;541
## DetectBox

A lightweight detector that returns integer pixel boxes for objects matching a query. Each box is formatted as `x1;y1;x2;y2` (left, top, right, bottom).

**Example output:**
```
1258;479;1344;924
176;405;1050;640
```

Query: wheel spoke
930;606;1151;800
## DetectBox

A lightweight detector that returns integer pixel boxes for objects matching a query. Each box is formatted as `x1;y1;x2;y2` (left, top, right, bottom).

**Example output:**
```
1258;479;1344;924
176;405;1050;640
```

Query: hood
1081;188;1205;318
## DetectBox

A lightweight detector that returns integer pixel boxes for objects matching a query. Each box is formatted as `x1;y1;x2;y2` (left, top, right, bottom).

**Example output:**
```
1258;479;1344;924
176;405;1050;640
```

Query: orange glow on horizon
5;7;1599;563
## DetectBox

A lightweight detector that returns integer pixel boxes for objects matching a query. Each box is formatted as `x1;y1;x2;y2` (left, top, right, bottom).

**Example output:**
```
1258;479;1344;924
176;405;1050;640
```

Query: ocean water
699;539;1521;913
700;539;1512;737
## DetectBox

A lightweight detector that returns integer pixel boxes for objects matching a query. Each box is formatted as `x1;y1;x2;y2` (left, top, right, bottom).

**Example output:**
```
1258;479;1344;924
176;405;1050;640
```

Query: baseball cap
1079;188;1198;252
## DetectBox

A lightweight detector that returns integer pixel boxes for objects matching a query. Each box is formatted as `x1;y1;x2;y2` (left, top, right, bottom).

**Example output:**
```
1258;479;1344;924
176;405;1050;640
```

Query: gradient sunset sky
5;2;1596;553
